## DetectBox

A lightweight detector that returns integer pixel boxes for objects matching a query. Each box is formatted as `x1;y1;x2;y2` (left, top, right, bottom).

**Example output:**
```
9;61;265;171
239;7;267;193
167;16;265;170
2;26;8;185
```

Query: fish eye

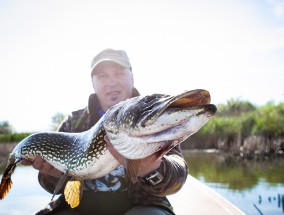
143;95;153;103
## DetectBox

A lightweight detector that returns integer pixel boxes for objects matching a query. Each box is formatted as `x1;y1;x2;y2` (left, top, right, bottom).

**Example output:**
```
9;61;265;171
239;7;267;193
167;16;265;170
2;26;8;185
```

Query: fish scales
8;119;118;178
0;89;217;207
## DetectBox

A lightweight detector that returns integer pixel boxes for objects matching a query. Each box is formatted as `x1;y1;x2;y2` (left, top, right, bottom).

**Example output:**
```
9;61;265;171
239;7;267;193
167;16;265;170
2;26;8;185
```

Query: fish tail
0;156;21;200
0;177;12;200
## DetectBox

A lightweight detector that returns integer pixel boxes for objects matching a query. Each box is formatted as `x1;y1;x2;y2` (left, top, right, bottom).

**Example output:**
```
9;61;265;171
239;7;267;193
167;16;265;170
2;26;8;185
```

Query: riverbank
0;142;16;169
1;142;283;168
181;135;284;159
0;142;16;154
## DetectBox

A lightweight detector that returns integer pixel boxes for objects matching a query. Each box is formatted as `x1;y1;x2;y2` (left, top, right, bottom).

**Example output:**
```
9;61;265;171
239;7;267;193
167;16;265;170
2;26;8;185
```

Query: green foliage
212;101;283;139
50;112;66;131
217;99;256;117
183;100;284;152
252;103;284;138
0;120;13;134
200;99;257;138
0;133;31;143
0;112;66;143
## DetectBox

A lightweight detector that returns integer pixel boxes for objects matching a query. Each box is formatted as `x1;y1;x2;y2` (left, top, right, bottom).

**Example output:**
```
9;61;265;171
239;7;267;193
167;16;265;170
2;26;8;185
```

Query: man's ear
131;72;134;85
91;76;95;90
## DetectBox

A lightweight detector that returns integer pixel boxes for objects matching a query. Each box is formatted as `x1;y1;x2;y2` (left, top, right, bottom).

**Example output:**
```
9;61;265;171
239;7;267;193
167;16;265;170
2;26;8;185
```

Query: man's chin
107;98;121;108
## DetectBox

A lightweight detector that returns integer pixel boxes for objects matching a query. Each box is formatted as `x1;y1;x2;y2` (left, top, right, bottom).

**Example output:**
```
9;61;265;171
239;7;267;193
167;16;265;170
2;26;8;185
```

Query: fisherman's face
92;61;134;111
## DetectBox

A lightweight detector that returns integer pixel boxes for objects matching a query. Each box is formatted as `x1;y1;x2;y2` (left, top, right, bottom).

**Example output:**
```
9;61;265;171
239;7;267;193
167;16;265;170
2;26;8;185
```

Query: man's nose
106;76;119;86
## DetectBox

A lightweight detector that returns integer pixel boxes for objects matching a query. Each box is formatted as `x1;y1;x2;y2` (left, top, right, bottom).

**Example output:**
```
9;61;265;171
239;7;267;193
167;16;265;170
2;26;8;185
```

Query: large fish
0;89;216;208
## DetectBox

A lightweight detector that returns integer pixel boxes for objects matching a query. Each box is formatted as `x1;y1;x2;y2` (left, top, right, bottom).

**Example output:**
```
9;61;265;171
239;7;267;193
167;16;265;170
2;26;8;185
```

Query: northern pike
0;89;217;208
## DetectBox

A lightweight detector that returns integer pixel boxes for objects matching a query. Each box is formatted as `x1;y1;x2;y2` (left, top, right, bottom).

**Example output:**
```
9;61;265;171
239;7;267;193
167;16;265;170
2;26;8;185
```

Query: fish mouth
137;90;217;157
104;89;217;159
168;89;212;108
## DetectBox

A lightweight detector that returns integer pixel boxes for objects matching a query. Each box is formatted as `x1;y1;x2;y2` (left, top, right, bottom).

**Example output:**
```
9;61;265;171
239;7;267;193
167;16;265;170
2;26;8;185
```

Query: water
0;151;283;215
0;167;52;215
183;151;284;215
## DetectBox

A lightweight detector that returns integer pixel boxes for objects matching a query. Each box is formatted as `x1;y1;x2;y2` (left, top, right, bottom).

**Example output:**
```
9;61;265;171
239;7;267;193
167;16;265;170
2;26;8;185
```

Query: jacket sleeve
137;145;188;196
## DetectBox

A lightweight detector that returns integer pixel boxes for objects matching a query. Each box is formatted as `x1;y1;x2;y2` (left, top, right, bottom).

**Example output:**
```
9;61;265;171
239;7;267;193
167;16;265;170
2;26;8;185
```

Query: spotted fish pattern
0;89;217;208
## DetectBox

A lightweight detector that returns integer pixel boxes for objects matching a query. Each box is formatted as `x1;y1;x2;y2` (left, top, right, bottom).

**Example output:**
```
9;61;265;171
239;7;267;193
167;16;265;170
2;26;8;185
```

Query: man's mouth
106;91;120;101
106;91;120;96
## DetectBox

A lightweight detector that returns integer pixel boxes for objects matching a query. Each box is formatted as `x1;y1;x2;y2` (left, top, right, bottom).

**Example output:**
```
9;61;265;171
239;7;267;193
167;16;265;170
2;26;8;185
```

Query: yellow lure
64;180;82;208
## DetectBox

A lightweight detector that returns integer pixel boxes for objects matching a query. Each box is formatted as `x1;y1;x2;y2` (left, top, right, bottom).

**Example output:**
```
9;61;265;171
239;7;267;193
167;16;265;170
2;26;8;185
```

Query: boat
168;174;245;215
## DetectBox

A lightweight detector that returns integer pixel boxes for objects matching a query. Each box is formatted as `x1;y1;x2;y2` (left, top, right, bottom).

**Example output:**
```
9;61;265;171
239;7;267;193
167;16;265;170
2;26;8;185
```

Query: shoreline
0;142;17;154
1;143;283;163
0;142;17;168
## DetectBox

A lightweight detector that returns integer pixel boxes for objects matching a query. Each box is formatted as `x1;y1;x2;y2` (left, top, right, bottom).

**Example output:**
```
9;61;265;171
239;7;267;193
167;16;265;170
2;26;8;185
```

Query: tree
0;121;13;134
50;112;66;131
217;99;256;117
253;103;284;138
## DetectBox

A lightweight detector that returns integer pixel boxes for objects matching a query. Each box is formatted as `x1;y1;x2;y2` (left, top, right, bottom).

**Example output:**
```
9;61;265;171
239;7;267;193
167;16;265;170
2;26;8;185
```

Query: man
23;49;188;215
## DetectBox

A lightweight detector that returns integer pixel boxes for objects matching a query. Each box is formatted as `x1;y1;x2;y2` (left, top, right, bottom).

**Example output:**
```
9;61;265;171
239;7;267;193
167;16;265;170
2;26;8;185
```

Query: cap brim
91;59;131;75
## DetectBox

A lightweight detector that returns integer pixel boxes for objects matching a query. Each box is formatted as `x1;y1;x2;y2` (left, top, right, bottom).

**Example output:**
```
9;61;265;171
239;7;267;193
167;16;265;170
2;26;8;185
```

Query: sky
0;0;284;132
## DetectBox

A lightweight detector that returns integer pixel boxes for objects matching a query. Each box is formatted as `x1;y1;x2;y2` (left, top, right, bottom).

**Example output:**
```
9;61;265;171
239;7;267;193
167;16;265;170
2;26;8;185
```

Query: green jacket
37;88;188;215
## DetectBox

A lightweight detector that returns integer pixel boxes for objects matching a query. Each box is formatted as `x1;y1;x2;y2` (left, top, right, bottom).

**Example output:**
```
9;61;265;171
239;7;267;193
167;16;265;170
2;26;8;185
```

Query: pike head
103;89;217;159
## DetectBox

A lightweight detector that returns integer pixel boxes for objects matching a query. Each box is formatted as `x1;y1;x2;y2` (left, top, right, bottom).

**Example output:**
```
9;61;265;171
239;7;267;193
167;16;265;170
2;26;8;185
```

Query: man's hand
105;136;162;177
21;156;63;178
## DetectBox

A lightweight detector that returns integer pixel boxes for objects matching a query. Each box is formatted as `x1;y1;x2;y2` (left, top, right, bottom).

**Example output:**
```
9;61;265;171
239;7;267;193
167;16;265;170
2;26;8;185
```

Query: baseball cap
91;49;132;76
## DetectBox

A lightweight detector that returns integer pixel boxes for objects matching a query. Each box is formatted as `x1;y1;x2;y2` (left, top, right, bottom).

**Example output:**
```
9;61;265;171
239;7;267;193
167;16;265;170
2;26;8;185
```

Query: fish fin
126;159;141;184
64;180;83;208
0;156;21;200
156;148;171;160
156;141;178;159
51;171;70;201
0;178;12;200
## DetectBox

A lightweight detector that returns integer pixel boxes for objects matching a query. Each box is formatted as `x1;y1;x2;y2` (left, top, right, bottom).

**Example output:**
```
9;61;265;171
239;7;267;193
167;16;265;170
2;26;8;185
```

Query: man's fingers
20;156;62;178
32;156;46;170
39;160;52;172
21;159;33;165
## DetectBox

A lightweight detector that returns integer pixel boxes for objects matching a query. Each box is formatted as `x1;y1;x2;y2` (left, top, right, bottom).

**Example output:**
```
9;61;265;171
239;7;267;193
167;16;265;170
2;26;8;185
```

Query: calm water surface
183;151;284;215
0;151;283;215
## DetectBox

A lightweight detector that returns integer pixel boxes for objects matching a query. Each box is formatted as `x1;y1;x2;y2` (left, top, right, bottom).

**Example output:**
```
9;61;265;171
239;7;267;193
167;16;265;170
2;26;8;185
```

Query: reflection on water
0;151;283;215
183;150;284;215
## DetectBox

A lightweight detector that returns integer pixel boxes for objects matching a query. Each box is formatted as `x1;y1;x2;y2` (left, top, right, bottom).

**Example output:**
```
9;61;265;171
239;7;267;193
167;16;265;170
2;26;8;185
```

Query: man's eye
97;73;107;79
117;70;126;76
